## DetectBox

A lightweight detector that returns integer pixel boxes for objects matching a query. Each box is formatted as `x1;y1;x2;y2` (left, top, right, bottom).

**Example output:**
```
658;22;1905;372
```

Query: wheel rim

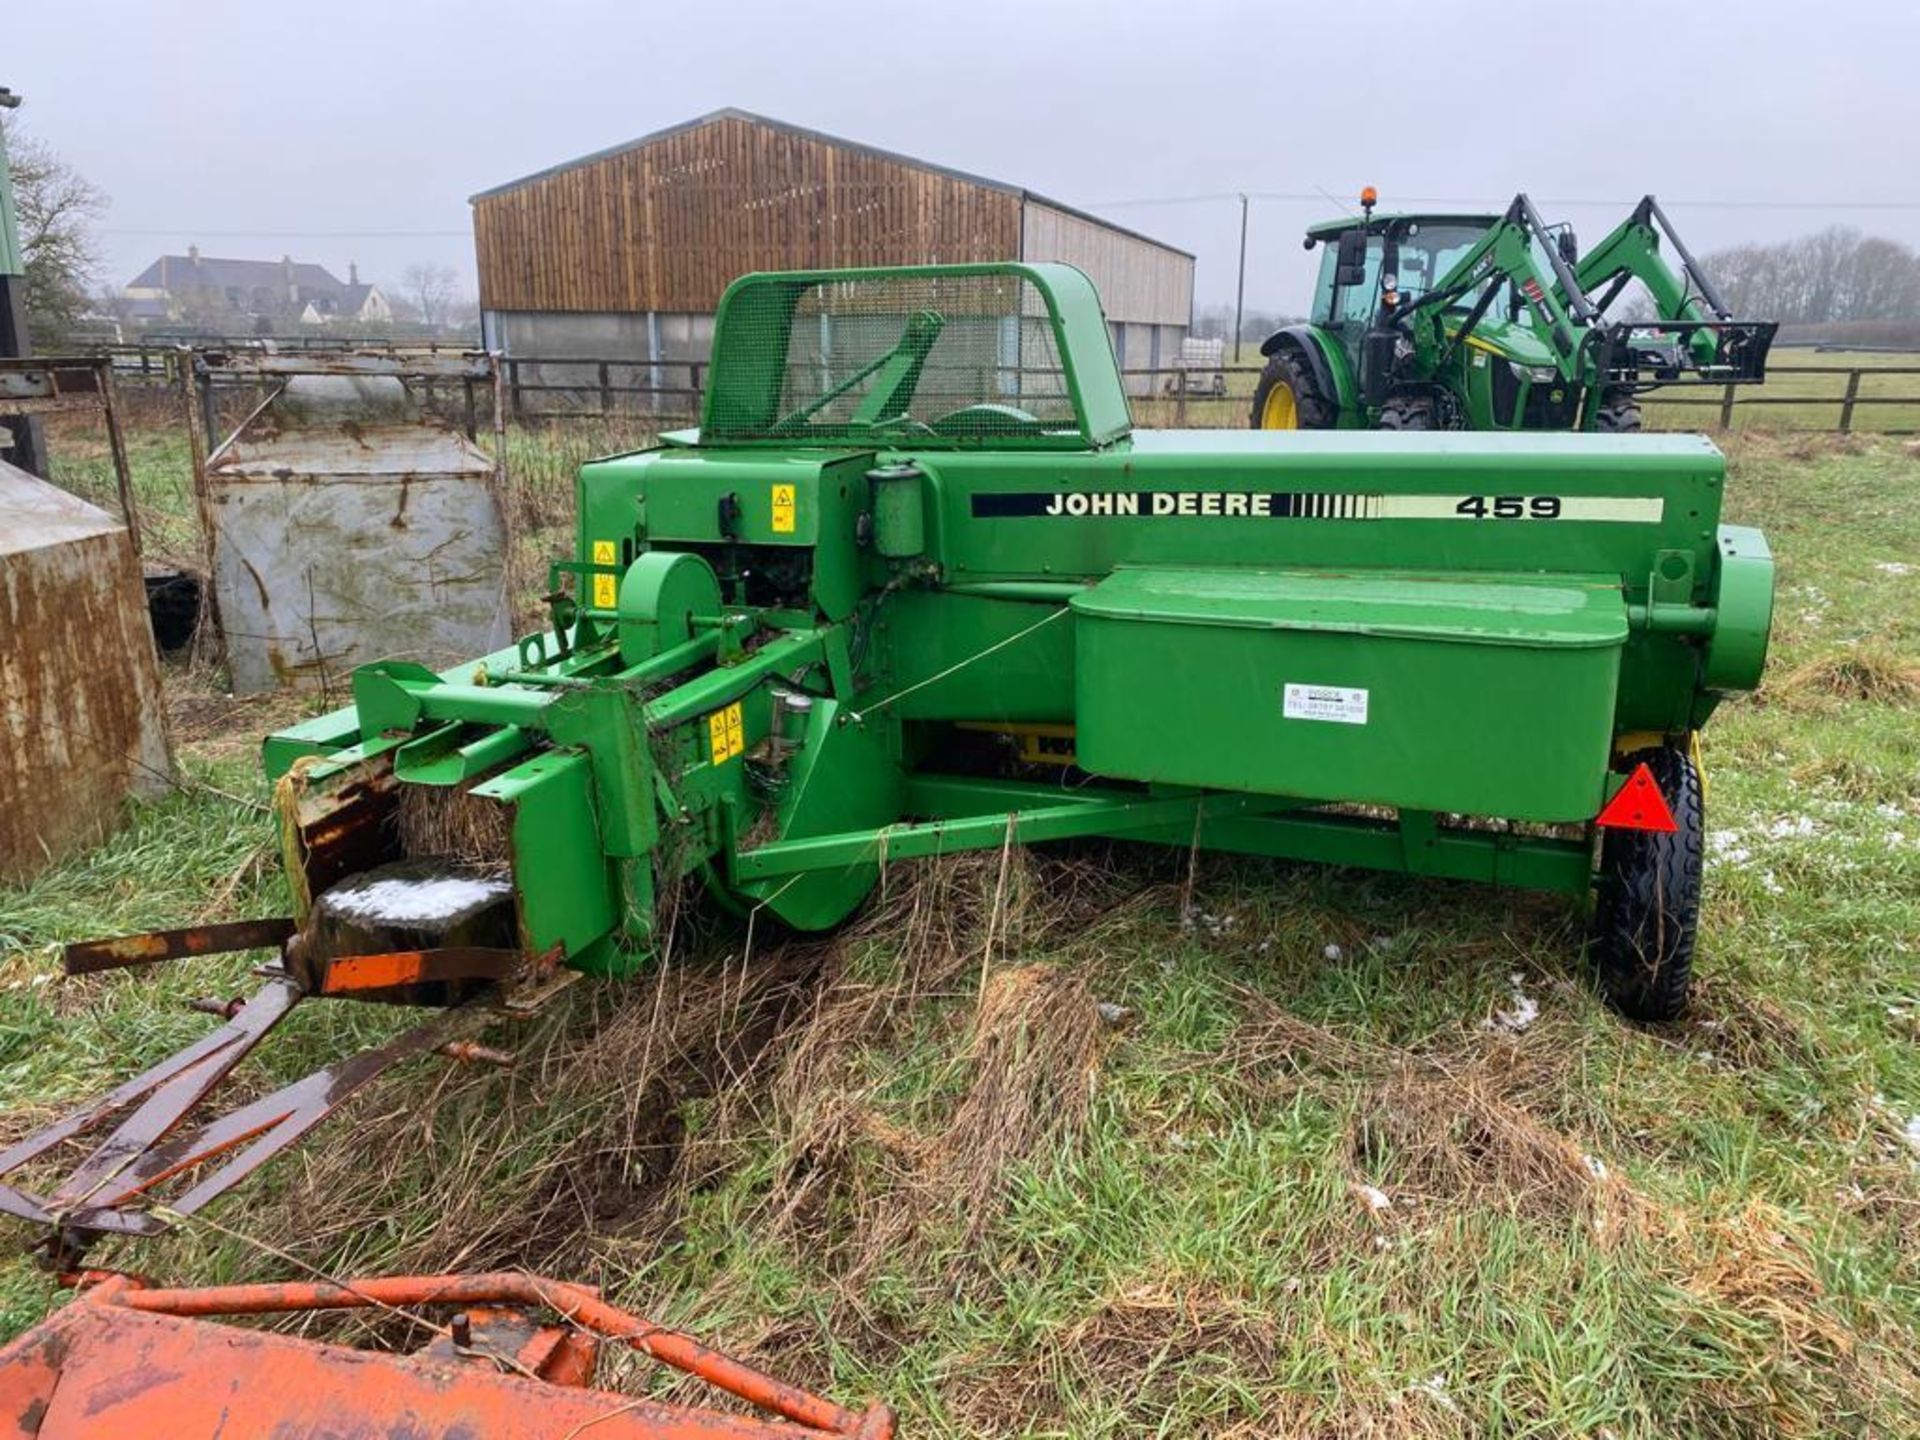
1259;380;1299;429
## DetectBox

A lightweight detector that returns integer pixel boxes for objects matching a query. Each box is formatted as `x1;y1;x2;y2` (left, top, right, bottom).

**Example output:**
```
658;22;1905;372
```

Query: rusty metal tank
0;459;170;883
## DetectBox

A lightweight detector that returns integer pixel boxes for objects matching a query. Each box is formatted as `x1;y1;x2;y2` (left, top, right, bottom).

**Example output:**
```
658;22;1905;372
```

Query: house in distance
122;247;391;331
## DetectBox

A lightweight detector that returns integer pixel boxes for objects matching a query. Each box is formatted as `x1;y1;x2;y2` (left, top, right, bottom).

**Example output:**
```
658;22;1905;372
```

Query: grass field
2;420;1917;1436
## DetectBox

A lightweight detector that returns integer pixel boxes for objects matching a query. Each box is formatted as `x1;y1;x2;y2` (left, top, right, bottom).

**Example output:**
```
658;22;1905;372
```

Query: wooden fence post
598;360;612;418
1838;369;1862;433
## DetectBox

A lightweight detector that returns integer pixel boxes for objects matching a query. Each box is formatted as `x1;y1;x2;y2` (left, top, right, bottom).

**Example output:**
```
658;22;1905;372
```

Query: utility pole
1232;193;1249;364
0;84;46;477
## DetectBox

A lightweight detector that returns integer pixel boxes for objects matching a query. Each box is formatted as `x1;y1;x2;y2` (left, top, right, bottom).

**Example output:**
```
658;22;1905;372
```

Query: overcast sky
7;0;1916;315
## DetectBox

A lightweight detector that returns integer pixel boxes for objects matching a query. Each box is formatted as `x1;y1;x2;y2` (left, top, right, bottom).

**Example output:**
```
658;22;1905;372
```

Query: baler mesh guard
703;267;1111;446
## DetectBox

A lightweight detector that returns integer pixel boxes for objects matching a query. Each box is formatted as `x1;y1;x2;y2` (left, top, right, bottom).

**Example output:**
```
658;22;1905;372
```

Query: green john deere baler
2;261;1771;1262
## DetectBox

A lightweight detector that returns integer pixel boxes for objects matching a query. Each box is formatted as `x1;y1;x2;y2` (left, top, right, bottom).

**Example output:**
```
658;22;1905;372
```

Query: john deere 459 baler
3;262;1771;1281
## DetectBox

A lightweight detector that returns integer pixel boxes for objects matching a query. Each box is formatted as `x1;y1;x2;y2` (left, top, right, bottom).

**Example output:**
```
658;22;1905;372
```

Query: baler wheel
1591;743;1703;1022
1250;347;1334;430
1595;390;1643;432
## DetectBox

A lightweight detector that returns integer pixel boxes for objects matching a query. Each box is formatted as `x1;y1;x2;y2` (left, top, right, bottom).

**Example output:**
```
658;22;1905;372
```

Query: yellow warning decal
707;701;746;765
771;483;797;534
590;540;618;608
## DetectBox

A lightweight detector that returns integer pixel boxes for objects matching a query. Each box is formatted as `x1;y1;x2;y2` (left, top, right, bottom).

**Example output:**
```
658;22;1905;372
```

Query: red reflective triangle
1595;762;1678;832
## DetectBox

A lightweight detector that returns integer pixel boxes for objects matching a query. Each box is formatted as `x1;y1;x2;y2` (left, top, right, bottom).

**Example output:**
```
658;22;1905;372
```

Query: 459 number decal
1454;494;1563;519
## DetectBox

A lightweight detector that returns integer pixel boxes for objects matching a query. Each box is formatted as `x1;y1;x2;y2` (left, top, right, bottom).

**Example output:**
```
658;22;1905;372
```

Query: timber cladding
473;113;1023;315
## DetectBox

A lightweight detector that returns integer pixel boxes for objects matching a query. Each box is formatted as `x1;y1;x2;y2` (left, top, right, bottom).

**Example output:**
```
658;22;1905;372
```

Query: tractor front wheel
1595;390;1643;432
1250;348;1333;430
1590;743;1703;1022
1377;395;1436;430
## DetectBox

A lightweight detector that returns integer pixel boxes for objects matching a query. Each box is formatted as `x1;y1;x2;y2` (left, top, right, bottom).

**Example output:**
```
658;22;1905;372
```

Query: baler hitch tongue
0;918;542;1269
0;1270;896;1439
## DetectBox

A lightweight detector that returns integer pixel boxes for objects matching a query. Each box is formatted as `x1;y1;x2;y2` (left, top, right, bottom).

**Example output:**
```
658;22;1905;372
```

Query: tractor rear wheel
1378;395;1436;430
1250;348;1334;430
1591;743;1703;1022
1594;390;1643;432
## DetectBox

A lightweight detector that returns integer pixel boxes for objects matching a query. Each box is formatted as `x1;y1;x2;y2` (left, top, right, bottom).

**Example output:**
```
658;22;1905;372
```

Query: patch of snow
1484;972;1541;1033
1764;815;1820;840
1875;561;1912;577
1322;942;1344;962
1409;1374;1461;1415
325;873;512;927
1353;1182;1392;1213
1095;1001;1132;1027
1582;1154;1610;1182
1708;830;1753;866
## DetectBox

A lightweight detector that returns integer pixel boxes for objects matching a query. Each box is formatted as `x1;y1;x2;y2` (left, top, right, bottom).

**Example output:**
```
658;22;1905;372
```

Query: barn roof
469;107;1192;260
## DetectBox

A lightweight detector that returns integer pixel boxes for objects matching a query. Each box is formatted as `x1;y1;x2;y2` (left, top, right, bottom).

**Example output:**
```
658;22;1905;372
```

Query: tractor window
1331;242;1383;328
1389;222;1493;304
1310;243;1339;323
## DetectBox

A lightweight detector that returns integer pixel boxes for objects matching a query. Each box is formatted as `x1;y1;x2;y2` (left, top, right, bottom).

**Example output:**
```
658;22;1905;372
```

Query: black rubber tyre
1591;743;1703;1022
1594;389;1643;432
1377;395;1436;430
1249;347;1335;430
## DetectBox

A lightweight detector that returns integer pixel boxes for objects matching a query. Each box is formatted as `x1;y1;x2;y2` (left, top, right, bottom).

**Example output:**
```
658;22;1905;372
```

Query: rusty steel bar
0;977;305;1191
62;917;297;975
102;1273;895;1437
68;1002;488;1225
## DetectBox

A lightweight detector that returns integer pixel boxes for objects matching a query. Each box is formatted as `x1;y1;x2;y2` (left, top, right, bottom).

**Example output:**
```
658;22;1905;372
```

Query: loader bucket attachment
0;1271;895;1439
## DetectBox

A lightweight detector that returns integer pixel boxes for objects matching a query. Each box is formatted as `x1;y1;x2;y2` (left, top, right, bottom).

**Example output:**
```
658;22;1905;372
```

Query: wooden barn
470;109;1193;399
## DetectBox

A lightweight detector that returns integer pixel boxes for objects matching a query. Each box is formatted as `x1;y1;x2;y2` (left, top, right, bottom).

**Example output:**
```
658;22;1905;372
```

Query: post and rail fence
54;338;1920;435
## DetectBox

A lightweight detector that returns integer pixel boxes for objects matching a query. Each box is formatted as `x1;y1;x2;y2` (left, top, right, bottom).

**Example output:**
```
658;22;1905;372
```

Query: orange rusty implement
0;1271;896;1439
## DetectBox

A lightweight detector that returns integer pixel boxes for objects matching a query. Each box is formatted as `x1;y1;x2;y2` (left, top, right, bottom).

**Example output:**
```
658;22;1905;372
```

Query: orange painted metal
0;1271;896;1440
314;945;522;995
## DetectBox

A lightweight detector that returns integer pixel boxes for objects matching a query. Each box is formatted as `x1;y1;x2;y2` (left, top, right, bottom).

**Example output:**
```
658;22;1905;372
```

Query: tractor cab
1300;208;1503;413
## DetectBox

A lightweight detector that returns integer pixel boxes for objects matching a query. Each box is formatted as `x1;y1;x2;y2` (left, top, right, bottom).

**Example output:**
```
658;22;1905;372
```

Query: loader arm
1413;194;1596;384
1572;196;1722;366
1567;195;1776;383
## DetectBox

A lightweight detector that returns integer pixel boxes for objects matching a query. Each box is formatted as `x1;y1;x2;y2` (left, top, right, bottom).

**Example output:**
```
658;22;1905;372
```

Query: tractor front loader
1252;188;1777;434
1;263;1773;1433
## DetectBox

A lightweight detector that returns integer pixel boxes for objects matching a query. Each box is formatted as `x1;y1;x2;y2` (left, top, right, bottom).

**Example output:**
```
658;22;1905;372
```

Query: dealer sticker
1283;683;1369;726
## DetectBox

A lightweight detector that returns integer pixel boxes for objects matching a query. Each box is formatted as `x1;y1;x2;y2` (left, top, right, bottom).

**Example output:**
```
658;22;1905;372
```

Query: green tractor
1251;189;1776;433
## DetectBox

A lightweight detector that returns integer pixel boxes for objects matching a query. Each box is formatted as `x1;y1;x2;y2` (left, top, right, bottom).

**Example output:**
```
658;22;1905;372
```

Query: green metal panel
1071;568;1625;820
478;750;620;971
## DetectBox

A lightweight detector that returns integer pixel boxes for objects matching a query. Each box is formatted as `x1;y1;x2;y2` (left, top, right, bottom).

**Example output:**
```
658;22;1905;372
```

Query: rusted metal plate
0;461;171;885
62;918;296;975
0;1273;895;1439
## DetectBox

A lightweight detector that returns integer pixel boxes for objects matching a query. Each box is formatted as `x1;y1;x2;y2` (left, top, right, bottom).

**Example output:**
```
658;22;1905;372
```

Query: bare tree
401;261;459;330
0;114;106;346
1706;227;1920;325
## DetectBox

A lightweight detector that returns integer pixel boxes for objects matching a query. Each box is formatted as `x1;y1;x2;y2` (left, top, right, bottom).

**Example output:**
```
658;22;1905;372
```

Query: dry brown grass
1776;646;1920;705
